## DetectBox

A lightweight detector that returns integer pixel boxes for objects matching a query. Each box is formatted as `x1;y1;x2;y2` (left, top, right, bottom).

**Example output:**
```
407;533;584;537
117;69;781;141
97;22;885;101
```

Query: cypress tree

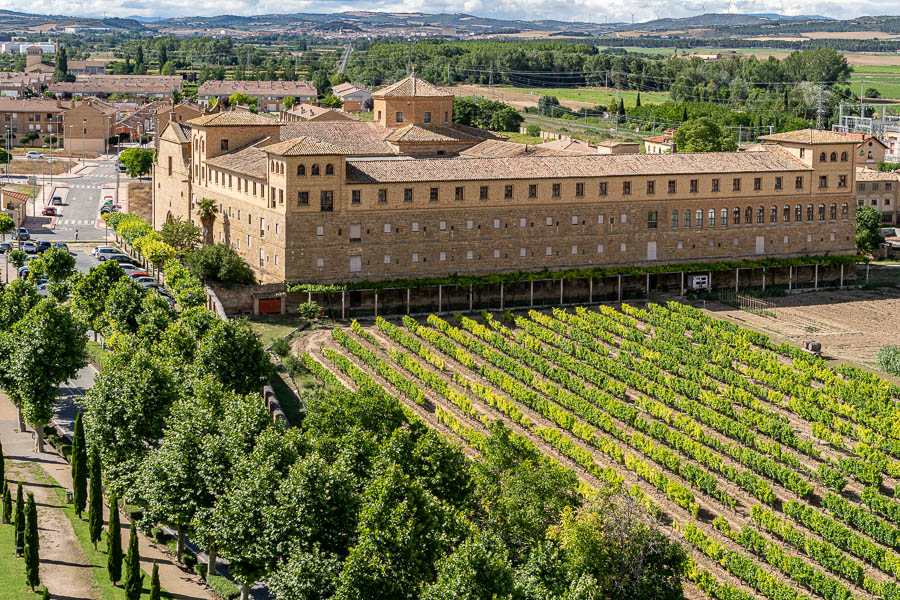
88;447;102;551
635;92;642;107
42;588;49;600
1;481;11;525
123;525;143;600
72;413;88;519
107;495;122;585
0;436;5;484
618;97;625;117
681;105;688;122
14;481;24;556
24;492;39;591
149;562;160;600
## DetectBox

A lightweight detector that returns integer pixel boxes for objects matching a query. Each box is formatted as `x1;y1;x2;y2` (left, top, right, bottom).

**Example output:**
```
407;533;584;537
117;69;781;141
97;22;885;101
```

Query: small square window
316;225;324;236
493;218;500;229
440;252;447;261
467;250;474;260
546;247;552;256
546;217;553;226
384;254;391;264
384;223;391;234
520;247;526;257
493;249;500;259
677;241;684;249
412;253;419;263
317;258;324;268
467;219;474;230
571;245;578;255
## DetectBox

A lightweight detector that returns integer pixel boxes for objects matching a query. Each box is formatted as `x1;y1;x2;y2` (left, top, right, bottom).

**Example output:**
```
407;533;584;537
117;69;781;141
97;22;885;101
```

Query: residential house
856;168;900;223
331;82;372;111
197;80;317;113
644;129;677;154
280;103;357;123
62;99;117;155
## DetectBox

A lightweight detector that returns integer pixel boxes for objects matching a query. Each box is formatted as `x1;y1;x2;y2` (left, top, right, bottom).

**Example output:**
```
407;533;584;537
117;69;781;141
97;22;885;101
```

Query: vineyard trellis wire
717;289;777;318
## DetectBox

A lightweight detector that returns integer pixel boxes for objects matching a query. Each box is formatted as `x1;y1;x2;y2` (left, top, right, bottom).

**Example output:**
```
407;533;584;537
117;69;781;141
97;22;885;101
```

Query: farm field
301;302;900;600
451;83;669;110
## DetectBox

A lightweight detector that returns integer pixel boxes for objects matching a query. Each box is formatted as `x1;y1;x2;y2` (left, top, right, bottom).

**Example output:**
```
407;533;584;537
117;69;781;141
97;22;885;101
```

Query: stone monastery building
152;76;858;285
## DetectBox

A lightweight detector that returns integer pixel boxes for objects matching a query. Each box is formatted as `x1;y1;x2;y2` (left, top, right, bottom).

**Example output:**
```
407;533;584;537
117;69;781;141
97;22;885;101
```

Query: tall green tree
856;204;884;254
149;562;160;600
89;447;103;550
118;148;154;179
157;43;168;72
72;413;88;518
53;47;68;83
159;217;201;251
635;92;641;107
14;481;24;556
1;481;11;525
107;495;123;585
673;117;737;153
0;280;40;432
134;45;146;75
196;198;218;246
24;492;39;591
71;260;125;336
123;524;143;600
420;533;515;600
4;299;87;452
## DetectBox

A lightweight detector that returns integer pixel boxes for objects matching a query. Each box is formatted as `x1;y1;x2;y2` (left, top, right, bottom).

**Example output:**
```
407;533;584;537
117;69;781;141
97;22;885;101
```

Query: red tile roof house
197;81;318;113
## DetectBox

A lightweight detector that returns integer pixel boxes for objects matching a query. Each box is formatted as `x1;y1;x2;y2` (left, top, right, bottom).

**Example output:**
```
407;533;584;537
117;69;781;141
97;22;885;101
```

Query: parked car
127;272;151;279
133;276;157;285
91;245;117;257
22;241;36;254
117;163;126;172
35;241;51;253
17;266;29;277
0;242;11;253
105;254;139;266
35;282;49;296
51;195;63;205
117;264;143;274
42;206;57;216
14;228;29;241
96;249;125;261
54;242;69;252
24;151;45;160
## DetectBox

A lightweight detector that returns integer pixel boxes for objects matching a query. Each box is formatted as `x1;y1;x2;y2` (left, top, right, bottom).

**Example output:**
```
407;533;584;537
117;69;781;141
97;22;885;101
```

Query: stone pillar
438;285;442;313
840;264;844;288
406;288;411;314
308;292;312;303
867;263;870;282
617;275;622;302
341;290;346;320
500;282;505;310
735;268;739;293
589;277;593;303
646;272;650;298
762;268;766;292
788;266;792;291
814;264;819;290
680;272;685;297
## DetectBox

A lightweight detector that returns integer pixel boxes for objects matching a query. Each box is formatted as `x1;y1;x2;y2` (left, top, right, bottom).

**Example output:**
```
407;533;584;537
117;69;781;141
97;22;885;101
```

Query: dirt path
0;393;215;600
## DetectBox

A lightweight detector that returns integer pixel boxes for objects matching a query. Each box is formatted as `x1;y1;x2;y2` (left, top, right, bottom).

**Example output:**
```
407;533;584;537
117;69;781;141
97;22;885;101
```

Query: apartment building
332;82;372;111
280;104;356;123
856;168;900;224
0;98;67;147
0;72;49;98
153;101;203;149
62;99;116;155
153;76;858;285
49;75;183;99
197;80;317;113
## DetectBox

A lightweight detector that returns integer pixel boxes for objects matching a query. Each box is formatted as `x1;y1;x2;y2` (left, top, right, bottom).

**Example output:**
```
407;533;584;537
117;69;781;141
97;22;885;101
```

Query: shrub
183;243;255;286
525;124;541;137
282;353;302;376
877;345;900;377
298;300;321;319
271;337;291;358
207;574;240;600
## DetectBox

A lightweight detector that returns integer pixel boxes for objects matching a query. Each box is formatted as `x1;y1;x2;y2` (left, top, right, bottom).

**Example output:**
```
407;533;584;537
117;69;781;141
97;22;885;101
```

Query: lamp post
81;117;86;164
3;126;10;183
68;125;74;170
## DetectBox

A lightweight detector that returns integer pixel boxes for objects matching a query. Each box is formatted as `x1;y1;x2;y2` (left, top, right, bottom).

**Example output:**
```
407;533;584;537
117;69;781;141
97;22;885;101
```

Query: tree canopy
673;118;738;153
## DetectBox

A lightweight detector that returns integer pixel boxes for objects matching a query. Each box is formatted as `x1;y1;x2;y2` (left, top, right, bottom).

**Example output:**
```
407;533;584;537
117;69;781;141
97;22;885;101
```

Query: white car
24;151;45;160
117;263;143;273
93;247;120;258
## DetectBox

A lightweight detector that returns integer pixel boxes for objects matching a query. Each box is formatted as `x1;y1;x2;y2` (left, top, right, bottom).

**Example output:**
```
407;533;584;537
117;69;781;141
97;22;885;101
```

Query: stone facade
62;100;116;155
856;168;900;224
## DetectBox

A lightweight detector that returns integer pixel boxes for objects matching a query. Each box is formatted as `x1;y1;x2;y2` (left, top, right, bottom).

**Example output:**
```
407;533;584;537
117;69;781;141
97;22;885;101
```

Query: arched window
325;164;334;176
783;205;790;222
745;206;752;224
201;140;205;153
671;210;679;229
708;208;716;227
868;151;873;160
297;164;305;176
830;152;837;162
684;210;692;228
311;164;320;176
721;208;728;226
841;203;849;219
770;205;777;223
733;207;741;224
795;205;802;222
696;209;704;228
818;203;826;220
807;204;814;221
757;206;764;224
840;151;848;162
830;203;837;220
819;152;827;162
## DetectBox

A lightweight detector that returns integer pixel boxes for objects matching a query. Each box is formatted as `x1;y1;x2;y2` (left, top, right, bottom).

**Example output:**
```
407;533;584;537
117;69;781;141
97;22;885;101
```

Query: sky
0;0;893;23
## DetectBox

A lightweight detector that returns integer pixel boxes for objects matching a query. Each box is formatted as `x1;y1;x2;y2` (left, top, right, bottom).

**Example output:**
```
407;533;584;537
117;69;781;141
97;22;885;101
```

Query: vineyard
299;302;900;600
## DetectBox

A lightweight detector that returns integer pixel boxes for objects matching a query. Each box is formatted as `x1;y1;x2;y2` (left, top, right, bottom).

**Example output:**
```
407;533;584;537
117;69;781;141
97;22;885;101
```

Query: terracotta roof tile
856;169;899;182
204;140;272;178
187;112;282;127
459;139;582;157
373;76;451;98
279;121;395;155
758;129;857;145
0;98;68;112
384;123;483;143
1;188;30;201
346;148;811;184
197;80;317;98
48;75;182;95
265;136;347;156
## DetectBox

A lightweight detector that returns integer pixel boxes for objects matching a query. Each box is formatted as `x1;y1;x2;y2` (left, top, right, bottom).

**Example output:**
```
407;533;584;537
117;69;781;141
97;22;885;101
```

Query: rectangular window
316;225;324;236
297;191;309;206
378;189;387;204
412;253;419;263
690;179;698;193
647;180;656;195
520;218;526;228
621;213;627;224
599;182;607;196
552;183;561;198
424;111;431;124
395;111;404;124
493;218;500;229
597;244;604;253
575;182;584;197
838;175;847;188
571;245;578;255
623;181;631;195
220;139;228;151
775;176;783;190
647;211;658;229
668;180;676;194
733;178;741;192
571;216;579;225
520;248;526;257
384;223;391;234
480;186;489;200
349;256;361;272
455;187;464;201
440;252;446;261
384;254;391;264
754;177;762;191
711;178;720;192
546;247;552;256
320;191;334;212
467;219;474;230
493;249;500;259
819;175;828;189
597;215;604;224
529;184;537;198
350;224;361;242
795;176;803;190
505;185;513;199
401;188;412;203
858;182;866;192
440;220;447;231
620;243;627;253
546;217;553;226
412;222;419;232
430;188;439;202
467;251;474;260
351;190;360;205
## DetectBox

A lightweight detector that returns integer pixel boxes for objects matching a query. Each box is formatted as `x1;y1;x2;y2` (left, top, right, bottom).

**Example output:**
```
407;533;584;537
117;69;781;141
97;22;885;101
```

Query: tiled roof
187;112;283;127
384;123;484;143
197;80;317;98
0;188;30;201
597;140;640;148
346;148;811;184
459;139;582;158
0;98;67;112
540;138;596;153
284;103;357;121
644;134;675;144
833;131;889;149
204;140;272;178
265;136;347;156
48;75;183;95
758;129;856;145
279;121;396;155
856;168;899;182
373;75;451;98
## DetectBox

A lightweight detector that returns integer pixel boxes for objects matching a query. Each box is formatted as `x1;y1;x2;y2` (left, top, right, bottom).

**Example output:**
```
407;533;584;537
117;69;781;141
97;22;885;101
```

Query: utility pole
860;81;864;120
489;62;494;90
816;85;825;130
446;63;450;85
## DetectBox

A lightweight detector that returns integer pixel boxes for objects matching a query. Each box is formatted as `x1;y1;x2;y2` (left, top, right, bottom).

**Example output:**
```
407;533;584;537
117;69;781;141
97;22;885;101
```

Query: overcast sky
1;0;893;23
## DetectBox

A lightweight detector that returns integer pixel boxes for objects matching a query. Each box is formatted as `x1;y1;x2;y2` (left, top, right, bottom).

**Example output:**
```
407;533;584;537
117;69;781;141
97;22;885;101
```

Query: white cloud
0;0;893;21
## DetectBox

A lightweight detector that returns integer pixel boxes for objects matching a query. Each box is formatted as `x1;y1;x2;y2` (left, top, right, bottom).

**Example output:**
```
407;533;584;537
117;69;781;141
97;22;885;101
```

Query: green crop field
304;301;900;600
496;86;669;108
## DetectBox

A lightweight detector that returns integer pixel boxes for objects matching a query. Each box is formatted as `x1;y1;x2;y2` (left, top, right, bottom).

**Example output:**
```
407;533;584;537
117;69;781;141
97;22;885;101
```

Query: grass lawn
246;314;305;347
27;463;178;600
86;341;111;370
0;519;45;598
501;86;669;109
502;131;544;144
850;72;900;100
4;184;39;199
